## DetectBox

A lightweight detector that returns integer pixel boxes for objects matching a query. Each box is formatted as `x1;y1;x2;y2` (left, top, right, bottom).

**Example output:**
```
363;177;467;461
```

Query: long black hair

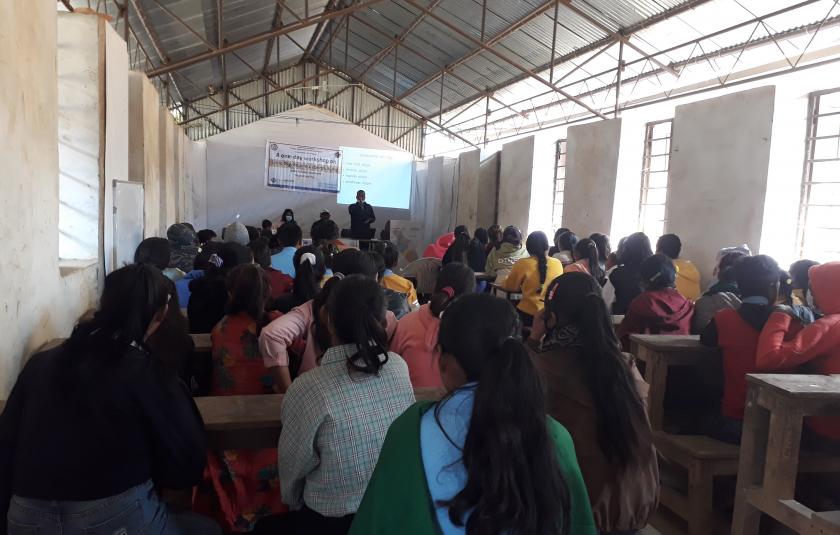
445;233;471;265
525;231;550;293
226;264;272;331
589;233;611;264
437;293;571;535
429;263;476;318
292;246;326;305
545;272;650;470
618;232;653;269
328;275;389;374
574;238;606;285
487;224;503;251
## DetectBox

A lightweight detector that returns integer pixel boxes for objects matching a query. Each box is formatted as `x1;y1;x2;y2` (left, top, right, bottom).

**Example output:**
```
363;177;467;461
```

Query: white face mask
285;215;293;222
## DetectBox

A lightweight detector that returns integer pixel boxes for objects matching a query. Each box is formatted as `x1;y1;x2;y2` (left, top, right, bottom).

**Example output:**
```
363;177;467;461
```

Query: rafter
302;0;339;61
262;0;286;73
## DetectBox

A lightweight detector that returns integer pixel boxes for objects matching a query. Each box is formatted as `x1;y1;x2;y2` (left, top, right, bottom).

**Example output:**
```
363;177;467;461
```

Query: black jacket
349;202;376;238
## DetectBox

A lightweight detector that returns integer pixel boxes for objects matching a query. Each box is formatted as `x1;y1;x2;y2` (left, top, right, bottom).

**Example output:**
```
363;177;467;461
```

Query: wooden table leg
761;400;803;500
688;460;715;535
732;386;770;535
643;352;666;432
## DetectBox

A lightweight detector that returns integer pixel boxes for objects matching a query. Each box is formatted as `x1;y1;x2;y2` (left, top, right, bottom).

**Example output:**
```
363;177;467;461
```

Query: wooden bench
197;387;446;450
630;334;721;432
490;283;522;302
732;374;840;535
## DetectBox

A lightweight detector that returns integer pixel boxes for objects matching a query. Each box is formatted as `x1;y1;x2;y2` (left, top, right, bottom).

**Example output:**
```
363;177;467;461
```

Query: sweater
501;256;564;316
390;305;443;388
382;272;419;308
618;288;694;351
485;242;529;276
673;258;702;301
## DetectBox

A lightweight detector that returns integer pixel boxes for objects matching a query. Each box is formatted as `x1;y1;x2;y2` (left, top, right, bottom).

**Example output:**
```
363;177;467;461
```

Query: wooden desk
732;374;840;535
197;387;446;450
491;283;522;302
630;334;721;431
474;272;496;283
190;333;211;352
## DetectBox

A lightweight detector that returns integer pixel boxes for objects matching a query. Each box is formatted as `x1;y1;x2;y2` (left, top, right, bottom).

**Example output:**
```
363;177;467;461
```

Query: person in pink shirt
391;263;476;388
259;249;398;392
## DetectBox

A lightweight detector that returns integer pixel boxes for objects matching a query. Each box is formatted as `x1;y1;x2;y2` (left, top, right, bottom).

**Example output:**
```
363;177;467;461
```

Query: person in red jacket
757;261;840;444
700;255;805;444
618;253;694;351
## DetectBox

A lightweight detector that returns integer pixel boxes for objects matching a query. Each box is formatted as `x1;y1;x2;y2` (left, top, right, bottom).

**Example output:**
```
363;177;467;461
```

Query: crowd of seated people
3;210;840;535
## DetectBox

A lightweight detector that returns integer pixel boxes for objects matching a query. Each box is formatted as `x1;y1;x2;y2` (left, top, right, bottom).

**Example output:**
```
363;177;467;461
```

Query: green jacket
485;242;529;276
349;401;598;535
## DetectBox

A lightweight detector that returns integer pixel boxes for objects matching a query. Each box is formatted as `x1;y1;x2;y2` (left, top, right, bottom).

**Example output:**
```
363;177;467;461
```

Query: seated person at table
271;223;302;277
250;237;293;301
790;259;820;306
206;264;286;532
380;244;419;309
485;225;529;277
350;293;597;535
443;226;486;273
618;253;694;350
278;276;415;535
189;242;253;333
501;230;564;327
391;263;475;388
656;234;701;301
368;251;412;319
700;255;806;444
565;237;607;285
609;232;654;315
756;261;840;444
275;246;327;314
552;230;578;266
692;251;746;333
311;209;339;243
0;265;218;535
532;273;658;534
259;249;400;390
279;208;297;229
778;269;817;325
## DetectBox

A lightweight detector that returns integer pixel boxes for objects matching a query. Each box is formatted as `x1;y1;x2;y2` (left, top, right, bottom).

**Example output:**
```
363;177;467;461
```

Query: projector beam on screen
337;146;413;210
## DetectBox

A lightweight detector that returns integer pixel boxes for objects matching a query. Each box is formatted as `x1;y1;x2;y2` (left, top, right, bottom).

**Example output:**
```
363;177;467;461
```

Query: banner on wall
265;142;342;193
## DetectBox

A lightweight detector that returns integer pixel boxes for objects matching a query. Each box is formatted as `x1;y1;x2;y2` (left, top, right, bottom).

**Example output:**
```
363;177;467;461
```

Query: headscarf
166;223;199;273
223;221;250;246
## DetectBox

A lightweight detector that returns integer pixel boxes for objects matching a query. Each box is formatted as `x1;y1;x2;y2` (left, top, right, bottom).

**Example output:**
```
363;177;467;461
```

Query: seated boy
656;234;701;301
380;245;420;310
618;253;694;351
700;255;804;444
757;261;840;445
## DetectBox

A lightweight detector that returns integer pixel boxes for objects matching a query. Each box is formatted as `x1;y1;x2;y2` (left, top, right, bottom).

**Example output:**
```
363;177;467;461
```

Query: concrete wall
0;4;100;399
204;105;414;235
563;119;623;237
104;23;129;273
477;152;499;228
455;149;480;231
499;136;535;233
128;73;163;238
668;86;776;285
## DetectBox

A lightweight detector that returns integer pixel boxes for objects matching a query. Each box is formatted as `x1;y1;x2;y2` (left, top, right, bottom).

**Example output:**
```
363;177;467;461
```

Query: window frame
638;119;674;238
552;138;568;231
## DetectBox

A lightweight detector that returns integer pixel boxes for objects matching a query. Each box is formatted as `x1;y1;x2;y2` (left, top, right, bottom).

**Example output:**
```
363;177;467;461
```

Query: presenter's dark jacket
349;202;376;238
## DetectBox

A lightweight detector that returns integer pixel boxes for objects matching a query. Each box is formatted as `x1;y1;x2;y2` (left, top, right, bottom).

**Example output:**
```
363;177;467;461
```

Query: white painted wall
499;136;535;233
564;119;623;237
667;86;776;285
104;23;129;273
477;152;499;228
455;149;480;232
1;4;100;399
204;105;414;235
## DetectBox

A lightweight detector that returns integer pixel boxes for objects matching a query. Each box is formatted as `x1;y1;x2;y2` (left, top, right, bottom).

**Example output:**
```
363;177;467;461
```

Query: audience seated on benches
485;225;528;277
259;249;398;392
618;253;694;350
351;293;597;535
189;242;253;334
531;272;659;534
249;237;293;301
380;244;419;308
0;264;219;535
609;232;654;315
657;234;702;301
391;263;475;388
200;263;286;532
757;261;840;445
274;246;326;314
500;230;563;327
277;276;415;535
692;250;746;333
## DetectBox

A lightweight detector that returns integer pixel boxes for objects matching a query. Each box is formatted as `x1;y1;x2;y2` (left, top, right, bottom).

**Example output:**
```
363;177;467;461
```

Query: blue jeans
7;480;220;535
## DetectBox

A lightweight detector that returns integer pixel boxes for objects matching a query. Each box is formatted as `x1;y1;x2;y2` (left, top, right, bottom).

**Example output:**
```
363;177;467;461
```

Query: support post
615;39;624;117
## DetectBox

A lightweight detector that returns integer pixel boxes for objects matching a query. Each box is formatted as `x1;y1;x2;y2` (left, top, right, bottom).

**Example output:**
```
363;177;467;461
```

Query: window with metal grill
639;119;673;239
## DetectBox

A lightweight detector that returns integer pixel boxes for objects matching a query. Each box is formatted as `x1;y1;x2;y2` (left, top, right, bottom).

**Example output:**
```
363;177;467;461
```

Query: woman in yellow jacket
502;231;564;326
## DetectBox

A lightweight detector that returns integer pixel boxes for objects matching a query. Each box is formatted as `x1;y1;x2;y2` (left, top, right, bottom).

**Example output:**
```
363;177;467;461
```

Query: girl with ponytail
274;246;326;313
351;293;596;535
501;230;563;327
533;272;658;534
391;263;476;388
278;276;414;534
567;238;607;286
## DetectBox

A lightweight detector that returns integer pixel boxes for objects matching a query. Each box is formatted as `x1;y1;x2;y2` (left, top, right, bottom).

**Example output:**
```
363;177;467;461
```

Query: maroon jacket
619;288;694;351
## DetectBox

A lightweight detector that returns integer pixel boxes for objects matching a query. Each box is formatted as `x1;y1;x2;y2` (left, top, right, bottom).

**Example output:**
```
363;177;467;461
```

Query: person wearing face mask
279;209;297;229
349;190;376;239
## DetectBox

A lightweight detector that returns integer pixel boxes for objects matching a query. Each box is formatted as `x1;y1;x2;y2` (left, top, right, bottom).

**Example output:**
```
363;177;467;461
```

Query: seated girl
250;238;294;301
350;293;597;535
501;231;563;327
259;249;399;392
274;246;327;313
565;237;607;285
205;264;286;531
533;273;659;534
609;232;653;315
391;263;475;388
484;226;529;277
618;253;694;350
189;242;253;333
0;265;219;534
692;251;746;333
552;230;578;266
278;276;415;534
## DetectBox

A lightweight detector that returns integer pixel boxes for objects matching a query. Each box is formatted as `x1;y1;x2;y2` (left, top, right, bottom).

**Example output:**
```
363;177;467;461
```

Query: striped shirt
278;343;415;517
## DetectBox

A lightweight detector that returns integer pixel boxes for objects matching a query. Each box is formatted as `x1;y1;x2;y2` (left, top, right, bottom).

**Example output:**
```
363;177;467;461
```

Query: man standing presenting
348;189;376;239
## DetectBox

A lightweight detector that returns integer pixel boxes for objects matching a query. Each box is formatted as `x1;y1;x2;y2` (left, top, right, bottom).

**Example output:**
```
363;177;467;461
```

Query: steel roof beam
262;1;287;73
145;0;386;78
302;0;339;61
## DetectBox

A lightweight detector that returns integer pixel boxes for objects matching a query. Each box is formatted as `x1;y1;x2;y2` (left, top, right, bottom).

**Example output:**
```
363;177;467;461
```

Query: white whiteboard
113;180;144;271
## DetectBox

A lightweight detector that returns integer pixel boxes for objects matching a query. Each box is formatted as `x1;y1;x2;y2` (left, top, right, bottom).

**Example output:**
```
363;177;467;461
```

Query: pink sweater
259;300;398;374
390;304;444;388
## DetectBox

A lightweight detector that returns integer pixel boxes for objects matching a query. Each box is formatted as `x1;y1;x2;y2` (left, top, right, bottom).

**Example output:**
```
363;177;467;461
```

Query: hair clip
441;286;455;299
332;272;345;280
208;254;223;268
300;252;317;266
